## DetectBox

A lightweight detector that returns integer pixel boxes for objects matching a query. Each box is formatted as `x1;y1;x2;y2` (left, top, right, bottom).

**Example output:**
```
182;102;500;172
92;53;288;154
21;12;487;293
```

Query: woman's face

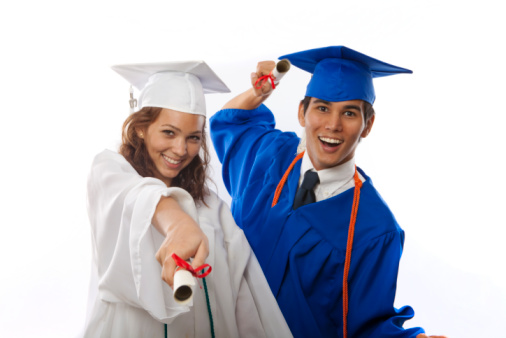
141;108;205;186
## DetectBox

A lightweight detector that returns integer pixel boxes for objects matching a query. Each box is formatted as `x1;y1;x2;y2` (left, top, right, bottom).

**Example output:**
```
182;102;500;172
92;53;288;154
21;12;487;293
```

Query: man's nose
326;113;342;132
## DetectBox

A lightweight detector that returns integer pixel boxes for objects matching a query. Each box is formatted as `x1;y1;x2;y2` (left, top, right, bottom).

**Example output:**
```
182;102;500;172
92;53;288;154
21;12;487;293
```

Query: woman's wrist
152;196;187;236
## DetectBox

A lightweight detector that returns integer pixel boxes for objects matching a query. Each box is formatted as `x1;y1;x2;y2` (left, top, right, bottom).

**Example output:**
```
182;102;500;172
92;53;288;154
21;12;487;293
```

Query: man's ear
361;115;375;138
298;101;306;127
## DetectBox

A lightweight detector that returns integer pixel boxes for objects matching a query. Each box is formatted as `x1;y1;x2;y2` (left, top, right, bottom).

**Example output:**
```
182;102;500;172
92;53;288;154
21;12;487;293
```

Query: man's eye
344;111;356;116
317;106;328;112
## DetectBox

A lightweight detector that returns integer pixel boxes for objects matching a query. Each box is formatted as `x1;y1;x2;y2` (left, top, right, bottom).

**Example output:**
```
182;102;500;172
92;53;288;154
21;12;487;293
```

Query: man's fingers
256;61;276;76
252;61;277;97
251;72;259;85
261;78;273;94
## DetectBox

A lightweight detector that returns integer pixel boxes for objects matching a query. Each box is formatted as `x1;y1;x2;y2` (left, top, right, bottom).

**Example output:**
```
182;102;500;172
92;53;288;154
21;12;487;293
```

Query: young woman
81;61;291;338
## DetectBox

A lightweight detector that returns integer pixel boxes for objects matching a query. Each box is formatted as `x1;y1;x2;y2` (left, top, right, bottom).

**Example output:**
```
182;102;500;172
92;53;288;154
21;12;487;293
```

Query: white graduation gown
81;150;292;338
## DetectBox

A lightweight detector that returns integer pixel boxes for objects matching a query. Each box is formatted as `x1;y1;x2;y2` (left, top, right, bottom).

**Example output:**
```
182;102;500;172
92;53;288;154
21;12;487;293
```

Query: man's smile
318;136;343;148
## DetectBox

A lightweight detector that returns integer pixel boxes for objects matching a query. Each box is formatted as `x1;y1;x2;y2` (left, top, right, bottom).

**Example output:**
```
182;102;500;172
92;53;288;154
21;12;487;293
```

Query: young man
210;46;445;337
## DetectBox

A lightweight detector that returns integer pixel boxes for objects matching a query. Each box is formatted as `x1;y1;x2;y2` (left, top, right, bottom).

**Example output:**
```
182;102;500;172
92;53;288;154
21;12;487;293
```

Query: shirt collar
300;151;356;188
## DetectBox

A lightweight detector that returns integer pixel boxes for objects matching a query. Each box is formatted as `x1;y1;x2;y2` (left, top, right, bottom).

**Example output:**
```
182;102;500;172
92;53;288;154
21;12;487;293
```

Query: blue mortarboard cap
280;46;412;104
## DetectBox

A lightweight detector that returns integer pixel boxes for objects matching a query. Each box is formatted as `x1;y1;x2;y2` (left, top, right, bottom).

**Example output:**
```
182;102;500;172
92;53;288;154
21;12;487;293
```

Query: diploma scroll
171;253;212;305
173;268;196;305
271;59;291;84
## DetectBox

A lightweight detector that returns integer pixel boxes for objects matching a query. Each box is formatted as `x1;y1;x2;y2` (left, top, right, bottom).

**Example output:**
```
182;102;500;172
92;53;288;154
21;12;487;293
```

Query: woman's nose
172;137;187;156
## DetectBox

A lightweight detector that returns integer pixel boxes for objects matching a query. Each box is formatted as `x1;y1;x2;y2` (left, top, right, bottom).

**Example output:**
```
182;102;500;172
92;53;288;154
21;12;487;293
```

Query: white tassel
129;85;137;113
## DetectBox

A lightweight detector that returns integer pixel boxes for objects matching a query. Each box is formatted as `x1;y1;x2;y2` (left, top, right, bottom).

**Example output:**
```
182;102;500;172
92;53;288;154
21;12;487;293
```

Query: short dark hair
300;96;375;122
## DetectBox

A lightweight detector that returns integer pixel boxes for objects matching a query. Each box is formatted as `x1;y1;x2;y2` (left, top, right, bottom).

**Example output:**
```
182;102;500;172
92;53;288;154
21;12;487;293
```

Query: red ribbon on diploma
254;72;277;90
171;253;212;278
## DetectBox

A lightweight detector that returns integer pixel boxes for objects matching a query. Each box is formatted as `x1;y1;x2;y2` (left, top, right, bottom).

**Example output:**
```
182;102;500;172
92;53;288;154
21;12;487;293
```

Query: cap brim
280;46;413;78
112;60;230;94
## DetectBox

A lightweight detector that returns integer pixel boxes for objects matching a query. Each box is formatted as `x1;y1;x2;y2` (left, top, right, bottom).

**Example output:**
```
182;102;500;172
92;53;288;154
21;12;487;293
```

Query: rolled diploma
271;59;291;84
173;268;196;305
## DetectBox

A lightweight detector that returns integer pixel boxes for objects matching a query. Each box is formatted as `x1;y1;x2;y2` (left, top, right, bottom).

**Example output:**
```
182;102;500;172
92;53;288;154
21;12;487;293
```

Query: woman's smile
142;108;205;186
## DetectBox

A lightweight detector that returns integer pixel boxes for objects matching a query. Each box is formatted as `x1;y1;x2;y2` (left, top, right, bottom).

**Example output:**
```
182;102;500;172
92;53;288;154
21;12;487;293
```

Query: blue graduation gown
210;104;424;337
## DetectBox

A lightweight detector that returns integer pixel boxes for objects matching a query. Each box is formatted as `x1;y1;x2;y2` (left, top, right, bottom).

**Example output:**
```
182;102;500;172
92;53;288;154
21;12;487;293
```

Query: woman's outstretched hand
153;196;209;288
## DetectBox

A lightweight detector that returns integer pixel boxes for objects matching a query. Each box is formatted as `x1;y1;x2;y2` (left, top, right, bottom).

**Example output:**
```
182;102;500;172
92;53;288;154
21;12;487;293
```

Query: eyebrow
313;99;332;105
161;124;202;134
312;100;362;112
342;104;362;111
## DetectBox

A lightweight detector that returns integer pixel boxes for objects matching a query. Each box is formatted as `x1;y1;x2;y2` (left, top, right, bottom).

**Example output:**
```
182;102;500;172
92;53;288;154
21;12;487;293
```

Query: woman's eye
189;135;201;142
162;130;175;136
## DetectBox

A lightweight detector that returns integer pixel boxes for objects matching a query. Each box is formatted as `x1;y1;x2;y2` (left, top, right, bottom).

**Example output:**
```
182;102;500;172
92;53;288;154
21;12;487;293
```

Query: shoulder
198;190;222;208
357;168;403;234
196;190;240;235
88;149;170;195
92;149;136;172
93;149;122;162
197;189;233;215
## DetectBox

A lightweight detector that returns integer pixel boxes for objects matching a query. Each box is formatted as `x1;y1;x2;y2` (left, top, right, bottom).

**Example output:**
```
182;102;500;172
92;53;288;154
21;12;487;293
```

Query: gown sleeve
87;149;198;323
210;104;298;201
347;230;425;337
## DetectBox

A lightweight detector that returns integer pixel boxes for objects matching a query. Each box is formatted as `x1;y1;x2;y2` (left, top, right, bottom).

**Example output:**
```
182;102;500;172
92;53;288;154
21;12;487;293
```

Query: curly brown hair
119;106;210;203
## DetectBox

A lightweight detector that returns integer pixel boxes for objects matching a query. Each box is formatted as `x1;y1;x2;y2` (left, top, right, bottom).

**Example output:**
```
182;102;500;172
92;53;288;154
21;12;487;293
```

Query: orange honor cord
271;154;362;338
342;167;362;338
272;151;305;207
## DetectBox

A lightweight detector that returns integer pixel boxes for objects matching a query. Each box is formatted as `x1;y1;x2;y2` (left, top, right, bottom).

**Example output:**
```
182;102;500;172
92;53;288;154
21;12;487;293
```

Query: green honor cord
164;277;215;338
202;277;215;338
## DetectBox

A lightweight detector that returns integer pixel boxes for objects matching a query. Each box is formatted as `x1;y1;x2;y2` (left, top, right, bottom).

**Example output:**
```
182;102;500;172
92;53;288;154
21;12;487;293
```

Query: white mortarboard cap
111;60;230;116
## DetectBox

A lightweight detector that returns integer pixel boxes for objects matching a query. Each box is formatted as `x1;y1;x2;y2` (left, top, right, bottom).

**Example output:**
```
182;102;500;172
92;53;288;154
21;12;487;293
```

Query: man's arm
211;60;296;202
222;61;276;110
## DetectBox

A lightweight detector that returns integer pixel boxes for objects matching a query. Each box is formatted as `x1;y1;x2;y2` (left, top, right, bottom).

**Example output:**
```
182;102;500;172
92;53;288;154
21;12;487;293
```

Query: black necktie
293;170;320;210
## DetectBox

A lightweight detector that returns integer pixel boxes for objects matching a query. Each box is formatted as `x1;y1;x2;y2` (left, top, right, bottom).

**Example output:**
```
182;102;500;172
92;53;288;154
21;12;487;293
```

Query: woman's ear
136;128;145;139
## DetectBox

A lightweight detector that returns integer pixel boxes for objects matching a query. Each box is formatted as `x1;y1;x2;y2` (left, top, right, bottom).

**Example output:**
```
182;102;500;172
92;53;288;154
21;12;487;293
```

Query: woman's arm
152;196;209;288
88;150;208;319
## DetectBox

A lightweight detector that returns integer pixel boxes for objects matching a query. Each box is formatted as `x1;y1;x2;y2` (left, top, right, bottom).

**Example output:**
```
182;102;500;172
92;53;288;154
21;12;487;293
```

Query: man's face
298;98;374;171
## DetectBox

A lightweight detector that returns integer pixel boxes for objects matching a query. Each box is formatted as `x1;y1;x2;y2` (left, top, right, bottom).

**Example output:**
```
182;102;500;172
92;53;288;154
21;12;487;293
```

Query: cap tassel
129;85;138;113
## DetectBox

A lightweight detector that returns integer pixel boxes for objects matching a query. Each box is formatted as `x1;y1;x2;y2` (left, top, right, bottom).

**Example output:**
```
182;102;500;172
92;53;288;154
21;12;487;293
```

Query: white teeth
319;137;342;144
163;155;182;164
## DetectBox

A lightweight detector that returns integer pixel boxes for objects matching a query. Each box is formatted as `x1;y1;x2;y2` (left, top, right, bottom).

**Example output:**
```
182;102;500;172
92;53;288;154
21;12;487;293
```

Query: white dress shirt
298;151;365;202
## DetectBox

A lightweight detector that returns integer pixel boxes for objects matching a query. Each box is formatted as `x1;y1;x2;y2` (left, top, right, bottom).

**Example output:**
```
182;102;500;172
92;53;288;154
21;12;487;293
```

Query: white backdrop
1;1;504;337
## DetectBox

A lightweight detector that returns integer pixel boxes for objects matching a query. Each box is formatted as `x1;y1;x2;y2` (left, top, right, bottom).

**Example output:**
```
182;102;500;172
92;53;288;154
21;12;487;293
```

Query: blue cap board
279;46;412;104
